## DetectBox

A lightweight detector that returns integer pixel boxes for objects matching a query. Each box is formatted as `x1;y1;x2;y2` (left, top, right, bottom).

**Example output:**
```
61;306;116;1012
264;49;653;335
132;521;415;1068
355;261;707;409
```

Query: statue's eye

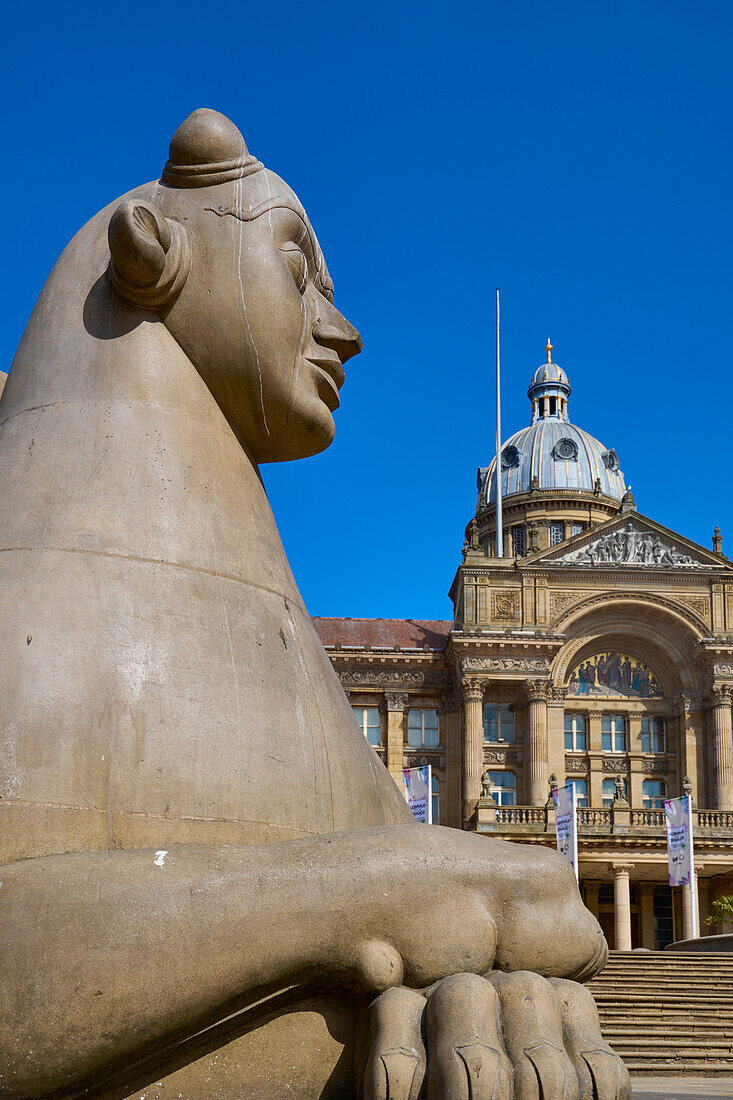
320;280;334;304
281;242;307;293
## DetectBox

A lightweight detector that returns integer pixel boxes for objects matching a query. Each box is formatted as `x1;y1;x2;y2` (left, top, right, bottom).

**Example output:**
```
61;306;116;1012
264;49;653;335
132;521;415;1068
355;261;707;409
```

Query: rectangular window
511;525;525;557
483;703;515;744
643;779;667;809
407;708;439;748
570;523;584;537
603;777;627;807
488;771;516;806
601;713;627;753
566;778;588;807
641;715;666;754
549;522;564;546
564;712;587;751
352;706;381;747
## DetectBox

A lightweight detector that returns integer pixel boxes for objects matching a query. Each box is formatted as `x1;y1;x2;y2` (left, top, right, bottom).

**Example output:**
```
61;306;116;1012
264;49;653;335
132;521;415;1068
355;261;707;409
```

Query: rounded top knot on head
162;108;263;188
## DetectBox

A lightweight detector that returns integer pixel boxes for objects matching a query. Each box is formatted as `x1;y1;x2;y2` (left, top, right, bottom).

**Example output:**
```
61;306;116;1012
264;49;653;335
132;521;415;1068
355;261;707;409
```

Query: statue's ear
108;199;190;311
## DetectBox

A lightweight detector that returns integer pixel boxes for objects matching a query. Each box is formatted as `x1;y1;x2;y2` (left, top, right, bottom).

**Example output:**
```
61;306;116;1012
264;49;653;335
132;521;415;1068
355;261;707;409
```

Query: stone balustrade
476;802;733;841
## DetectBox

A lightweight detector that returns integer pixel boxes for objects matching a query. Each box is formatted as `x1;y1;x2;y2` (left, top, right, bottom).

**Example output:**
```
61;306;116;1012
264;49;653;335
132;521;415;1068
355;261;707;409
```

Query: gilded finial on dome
545;339;553;363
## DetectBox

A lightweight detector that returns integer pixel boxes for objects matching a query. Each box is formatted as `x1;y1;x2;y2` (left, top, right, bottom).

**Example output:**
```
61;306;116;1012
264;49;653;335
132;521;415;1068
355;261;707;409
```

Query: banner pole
687;791;697;938
426;764;433;825
572;785;579;882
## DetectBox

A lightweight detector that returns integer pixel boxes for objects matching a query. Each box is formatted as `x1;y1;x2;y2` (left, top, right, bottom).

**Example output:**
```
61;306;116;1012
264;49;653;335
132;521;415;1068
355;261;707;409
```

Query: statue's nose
312;313;362;364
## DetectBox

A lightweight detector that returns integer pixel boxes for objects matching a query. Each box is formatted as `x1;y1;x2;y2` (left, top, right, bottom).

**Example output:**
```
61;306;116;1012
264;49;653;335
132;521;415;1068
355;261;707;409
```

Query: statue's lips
305;353;345;411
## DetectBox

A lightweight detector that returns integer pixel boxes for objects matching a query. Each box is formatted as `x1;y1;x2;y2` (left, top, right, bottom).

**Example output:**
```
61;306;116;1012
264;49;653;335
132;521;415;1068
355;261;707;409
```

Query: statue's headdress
161;108;263;188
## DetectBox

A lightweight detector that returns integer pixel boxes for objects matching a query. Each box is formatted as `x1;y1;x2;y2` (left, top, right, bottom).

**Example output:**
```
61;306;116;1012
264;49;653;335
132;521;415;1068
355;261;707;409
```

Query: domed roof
529;361;570;391
477;344;626;508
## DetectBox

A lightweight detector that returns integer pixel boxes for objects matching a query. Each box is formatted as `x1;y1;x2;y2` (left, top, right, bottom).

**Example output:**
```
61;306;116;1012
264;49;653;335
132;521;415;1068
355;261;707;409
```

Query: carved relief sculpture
0;110;629;1099
554;520;714;569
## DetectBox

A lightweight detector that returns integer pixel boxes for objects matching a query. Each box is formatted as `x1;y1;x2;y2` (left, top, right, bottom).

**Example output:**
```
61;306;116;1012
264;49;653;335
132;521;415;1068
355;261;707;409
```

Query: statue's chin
250;400;337;464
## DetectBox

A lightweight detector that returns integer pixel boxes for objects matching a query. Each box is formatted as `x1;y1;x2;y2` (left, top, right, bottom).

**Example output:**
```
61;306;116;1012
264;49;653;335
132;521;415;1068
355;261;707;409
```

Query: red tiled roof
312;617;453;650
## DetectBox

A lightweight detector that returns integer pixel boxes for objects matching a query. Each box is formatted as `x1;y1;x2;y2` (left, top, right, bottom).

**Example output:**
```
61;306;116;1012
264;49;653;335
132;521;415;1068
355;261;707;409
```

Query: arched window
431;774;439;824
643;779;667;809
352;706;381;747
488;771;516;806
603;777;627;807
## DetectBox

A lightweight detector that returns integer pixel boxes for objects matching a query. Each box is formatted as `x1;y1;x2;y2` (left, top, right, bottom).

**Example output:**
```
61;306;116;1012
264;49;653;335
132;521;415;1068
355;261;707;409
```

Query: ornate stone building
314;344;733;951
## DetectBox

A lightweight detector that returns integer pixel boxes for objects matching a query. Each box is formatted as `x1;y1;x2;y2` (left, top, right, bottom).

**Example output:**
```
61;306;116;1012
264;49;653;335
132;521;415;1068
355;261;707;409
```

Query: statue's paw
363;986;427;1100
363;972;629;1100
549;978;632;1100
424;973;513;1099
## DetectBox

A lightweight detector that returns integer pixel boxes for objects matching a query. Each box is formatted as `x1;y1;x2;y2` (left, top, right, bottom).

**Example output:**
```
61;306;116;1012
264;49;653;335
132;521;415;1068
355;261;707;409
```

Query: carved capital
547;685;567;707
384;691;409;712
461;678;484;704
676;690;703;715
706;684;732;708
524;680;550;704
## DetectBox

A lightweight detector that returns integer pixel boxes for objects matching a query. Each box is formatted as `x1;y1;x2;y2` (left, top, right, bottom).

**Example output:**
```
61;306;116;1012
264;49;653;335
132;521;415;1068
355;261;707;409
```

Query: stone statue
613;775;628;804
0;110;630;1099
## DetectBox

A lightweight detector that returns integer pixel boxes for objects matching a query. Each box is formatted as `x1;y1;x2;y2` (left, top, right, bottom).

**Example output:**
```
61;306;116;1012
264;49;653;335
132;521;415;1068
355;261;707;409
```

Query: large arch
551;593;706;697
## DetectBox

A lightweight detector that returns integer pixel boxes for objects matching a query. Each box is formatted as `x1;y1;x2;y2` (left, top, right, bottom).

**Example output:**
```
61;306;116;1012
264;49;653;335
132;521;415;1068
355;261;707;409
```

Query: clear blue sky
3;1;732;619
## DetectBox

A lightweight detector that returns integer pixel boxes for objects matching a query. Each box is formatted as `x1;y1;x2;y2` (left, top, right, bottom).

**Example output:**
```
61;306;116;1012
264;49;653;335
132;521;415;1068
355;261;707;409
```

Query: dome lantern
527;339;571;422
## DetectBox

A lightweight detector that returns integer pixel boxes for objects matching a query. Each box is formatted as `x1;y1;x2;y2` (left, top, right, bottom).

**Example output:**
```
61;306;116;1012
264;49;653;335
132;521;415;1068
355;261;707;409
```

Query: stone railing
495;806;546;826
698;809;733;830
630;809;666;828
476;802;733;840
577;808;612;828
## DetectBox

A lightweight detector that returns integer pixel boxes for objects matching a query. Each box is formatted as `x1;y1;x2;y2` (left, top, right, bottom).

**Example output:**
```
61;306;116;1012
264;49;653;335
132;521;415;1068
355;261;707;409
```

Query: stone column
612;863;634;951
584;881;600;920
461;678;484;824
524;681;549;805
639;883;656;949
546;685;567;788
384;692;408;783
707;686;733;810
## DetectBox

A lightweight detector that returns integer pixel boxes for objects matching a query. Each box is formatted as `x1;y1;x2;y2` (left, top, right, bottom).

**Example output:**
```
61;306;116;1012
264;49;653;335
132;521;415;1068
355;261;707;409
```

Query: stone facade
313;350;733;951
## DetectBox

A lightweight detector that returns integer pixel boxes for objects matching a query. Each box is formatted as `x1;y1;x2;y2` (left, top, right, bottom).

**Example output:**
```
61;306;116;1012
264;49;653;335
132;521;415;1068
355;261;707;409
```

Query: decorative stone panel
565;756;588;773
484;748;519;764
676;595;710;622
462;656;552;673
492;590;520;621
550;591;578;618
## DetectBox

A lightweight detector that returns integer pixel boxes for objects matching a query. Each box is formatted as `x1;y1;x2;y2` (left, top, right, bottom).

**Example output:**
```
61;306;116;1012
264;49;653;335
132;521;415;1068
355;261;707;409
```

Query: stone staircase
587;950;733;1076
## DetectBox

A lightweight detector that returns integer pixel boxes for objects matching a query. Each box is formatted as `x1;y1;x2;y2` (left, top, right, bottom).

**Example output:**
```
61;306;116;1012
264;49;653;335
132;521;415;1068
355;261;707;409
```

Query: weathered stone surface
0;109;627;1099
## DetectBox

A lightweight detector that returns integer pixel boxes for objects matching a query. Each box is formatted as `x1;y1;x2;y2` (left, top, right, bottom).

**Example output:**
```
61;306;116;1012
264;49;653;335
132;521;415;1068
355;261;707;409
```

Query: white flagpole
495;289;503;558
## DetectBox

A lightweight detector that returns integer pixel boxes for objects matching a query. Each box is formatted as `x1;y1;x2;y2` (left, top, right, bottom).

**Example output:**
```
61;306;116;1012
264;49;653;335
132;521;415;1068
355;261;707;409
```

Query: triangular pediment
520;512;730;572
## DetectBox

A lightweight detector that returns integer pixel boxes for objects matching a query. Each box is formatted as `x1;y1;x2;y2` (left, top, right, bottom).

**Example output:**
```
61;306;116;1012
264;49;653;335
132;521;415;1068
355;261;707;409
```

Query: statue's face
160;170;361;463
